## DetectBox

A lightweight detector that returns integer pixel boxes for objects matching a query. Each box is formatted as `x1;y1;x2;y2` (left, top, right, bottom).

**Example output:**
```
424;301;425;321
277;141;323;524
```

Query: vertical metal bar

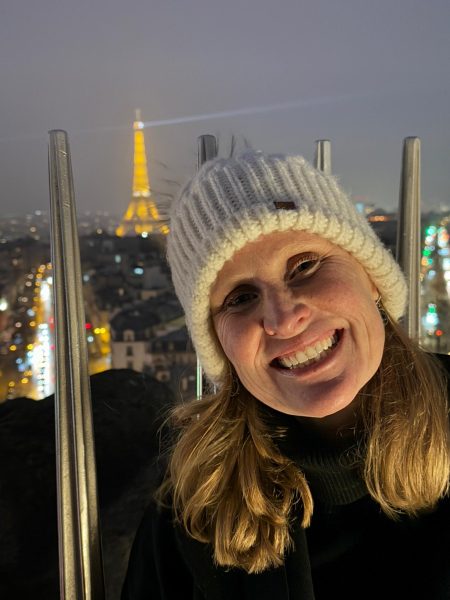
396;137;421;340
197;134;217;170
48;130;105;600
314;139;332;174
195;135;218;399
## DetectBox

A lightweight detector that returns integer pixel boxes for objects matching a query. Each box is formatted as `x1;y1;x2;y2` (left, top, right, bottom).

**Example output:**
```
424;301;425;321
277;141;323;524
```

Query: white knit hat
167;151;407;385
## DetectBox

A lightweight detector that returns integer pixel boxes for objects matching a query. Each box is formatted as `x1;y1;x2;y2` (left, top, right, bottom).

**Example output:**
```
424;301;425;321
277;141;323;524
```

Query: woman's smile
272;328;341;372
210;230;385;418
270;328;338;366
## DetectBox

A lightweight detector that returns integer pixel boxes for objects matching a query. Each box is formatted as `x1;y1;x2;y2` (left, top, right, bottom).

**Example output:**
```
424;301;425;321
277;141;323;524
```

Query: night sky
1;0;449;216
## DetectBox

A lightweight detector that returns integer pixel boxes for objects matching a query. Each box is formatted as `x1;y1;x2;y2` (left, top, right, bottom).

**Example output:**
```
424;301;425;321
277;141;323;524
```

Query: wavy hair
157;311;450;574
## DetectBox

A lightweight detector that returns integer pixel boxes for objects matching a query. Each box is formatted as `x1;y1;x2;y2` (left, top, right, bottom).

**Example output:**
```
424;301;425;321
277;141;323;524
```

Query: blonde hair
157;314;450;574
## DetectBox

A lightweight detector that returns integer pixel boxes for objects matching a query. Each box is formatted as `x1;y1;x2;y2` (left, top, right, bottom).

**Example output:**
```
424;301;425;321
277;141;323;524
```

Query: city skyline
1;1;450;217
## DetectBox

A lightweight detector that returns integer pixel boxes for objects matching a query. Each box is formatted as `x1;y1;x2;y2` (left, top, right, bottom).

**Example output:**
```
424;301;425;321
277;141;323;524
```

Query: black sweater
122;356;450;600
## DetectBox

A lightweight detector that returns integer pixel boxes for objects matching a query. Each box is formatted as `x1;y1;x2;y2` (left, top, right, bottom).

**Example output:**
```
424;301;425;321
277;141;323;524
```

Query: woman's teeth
277;332;338;369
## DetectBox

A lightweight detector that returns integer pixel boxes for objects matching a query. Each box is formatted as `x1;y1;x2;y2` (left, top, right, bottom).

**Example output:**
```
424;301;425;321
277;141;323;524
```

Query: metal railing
314;139;332;175
48;130;105;600
396;137;421;340
195;134;218;399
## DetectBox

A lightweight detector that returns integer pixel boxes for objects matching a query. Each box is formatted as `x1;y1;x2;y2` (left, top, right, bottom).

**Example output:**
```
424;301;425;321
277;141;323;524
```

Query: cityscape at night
1;115;450;404
2;1;450;597
0;114;197;403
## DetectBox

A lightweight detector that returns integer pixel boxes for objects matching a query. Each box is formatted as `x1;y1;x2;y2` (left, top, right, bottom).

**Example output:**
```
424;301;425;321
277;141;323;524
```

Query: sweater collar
259;403;368;506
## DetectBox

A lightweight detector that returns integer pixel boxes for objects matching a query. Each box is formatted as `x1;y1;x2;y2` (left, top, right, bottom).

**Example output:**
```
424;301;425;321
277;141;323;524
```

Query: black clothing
122;355;450;599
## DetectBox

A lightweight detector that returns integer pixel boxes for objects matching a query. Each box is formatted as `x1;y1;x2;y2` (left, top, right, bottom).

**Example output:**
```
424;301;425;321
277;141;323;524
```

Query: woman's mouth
272;330;342;371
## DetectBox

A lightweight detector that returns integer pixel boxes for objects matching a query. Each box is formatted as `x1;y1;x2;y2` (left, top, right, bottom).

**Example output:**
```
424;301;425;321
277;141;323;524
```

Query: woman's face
210;230;385;418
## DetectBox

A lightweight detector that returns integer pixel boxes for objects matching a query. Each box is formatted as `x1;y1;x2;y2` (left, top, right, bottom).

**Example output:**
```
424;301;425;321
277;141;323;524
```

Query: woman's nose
262;290;311;338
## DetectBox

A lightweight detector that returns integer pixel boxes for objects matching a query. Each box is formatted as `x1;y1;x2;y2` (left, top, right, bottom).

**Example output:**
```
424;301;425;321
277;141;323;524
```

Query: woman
122;151;450;599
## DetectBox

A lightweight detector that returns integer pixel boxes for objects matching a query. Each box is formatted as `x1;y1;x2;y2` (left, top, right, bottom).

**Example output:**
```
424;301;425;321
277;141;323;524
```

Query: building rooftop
110;291;183;335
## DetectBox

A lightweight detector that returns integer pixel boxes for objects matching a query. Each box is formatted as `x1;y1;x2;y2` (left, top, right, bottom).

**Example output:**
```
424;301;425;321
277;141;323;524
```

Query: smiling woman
210;230;385;419
122;151;450;600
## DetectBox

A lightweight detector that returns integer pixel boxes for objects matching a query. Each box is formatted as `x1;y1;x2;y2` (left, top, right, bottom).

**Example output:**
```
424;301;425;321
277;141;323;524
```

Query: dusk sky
1;0;449;217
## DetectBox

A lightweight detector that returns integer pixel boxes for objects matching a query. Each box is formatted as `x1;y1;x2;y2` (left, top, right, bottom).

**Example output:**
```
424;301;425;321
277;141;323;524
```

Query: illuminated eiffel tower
116;110;169;237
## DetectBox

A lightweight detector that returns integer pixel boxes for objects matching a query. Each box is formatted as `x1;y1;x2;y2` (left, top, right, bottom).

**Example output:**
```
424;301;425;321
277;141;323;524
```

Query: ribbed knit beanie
167;151;407;385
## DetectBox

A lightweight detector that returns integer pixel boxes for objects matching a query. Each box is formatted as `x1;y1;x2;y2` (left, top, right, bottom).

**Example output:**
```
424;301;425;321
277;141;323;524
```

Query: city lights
2;198;448;405
420;221;450;349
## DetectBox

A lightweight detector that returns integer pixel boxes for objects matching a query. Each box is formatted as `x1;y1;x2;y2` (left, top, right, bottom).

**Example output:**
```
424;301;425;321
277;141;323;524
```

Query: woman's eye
223;290;257;310
290;256;321;279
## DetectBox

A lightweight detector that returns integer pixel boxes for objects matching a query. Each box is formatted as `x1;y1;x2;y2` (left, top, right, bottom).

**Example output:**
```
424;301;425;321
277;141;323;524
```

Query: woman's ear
371;283;380;302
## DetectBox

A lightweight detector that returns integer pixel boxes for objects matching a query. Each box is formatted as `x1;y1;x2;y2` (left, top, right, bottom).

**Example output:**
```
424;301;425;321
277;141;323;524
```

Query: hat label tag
274;201;296;210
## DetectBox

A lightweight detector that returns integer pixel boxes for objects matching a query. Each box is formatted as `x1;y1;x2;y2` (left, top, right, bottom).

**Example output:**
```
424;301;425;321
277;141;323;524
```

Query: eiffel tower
116;110;169;237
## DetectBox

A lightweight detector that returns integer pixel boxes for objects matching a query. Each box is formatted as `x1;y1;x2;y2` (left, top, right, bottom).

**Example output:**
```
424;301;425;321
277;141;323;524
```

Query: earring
375;294;389;326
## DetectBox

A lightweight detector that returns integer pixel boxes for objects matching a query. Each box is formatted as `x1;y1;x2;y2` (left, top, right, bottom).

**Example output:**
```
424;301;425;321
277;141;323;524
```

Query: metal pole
195;135;217;399
314;140;332;174
48;130;105;600
197;134;217;170
396;136;421;340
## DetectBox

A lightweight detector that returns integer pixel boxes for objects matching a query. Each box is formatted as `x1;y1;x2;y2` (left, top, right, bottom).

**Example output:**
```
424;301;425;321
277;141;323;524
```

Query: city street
0;263;111;401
